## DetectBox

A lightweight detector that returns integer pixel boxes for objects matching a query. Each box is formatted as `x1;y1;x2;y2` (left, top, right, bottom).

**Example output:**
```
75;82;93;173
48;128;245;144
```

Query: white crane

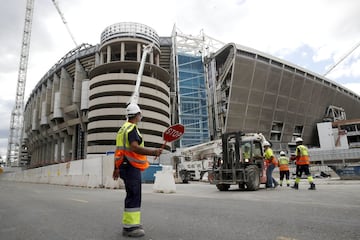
6;0;35;166
51;0;78;47
6;0;78;166
128;43;154;105
324;40;360;77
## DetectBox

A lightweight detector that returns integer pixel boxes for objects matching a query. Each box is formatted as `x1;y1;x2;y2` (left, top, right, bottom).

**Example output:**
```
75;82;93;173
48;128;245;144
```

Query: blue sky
0;0;359;159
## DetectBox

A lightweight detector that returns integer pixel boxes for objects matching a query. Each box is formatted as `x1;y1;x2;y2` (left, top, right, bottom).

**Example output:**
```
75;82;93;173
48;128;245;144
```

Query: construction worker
263;141;279;188
242;143;251;160
278;151;290;187
113;103;162;237
290;137;316;190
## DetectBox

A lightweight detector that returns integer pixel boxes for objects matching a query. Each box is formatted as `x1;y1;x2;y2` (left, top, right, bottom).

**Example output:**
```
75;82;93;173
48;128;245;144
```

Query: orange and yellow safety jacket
264;148;278;166
295;144;310;165
278;156;289;171
114;121;149;171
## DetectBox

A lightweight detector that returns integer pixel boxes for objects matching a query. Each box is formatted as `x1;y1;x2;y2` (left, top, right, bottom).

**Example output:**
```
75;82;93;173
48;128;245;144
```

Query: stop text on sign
165;128;183;138
163;124;185;142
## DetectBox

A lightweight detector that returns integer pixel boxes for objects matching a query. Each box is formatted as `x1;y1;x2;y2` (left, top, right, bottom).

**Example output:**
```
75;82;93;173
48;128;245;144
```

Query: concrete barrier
0;156;124;189
153;166;176;193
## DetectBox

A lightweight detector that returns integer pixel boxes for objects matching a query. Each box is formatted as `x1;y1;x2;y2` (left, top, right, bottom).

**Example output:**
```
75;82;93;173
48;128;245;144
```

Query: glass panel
177;53;210;147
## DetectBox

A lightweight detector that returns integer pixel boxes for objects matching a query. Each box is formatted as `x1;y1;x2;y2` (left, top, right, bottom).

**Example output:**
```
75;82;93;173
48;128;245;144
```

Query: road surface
0;179;359;240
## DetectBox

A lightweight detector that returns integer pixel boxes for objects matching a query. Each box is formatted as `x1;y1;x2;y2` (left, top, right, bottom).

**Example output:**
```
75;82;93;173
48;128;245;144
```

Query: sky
0;0;359;160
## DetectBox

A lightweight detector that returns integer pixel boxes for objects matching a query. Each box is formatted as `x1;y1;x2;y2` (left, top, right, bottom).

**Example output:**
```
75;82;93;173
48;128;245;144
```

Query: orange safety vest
114;121;149;171
278;156;289;171
295;145;310;165
264;148;278;167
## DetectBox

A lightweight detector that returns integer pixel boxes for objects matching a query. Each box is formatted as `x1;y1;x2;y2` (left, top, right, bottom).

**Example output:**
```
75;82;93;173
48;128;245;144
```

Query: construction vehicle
208;131;269;191
173;139;222;183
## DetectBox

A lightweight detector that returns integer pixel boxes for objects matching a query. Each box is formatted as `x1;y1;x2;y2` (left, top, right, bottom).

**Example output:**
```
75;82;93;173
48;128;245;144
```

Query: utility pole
6;0;35;166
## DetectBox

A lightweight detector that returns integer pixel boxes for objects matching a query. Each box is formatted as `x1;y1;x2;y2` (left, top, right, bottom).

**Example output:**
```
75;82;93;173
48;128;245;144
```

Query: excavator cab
209;131;268;191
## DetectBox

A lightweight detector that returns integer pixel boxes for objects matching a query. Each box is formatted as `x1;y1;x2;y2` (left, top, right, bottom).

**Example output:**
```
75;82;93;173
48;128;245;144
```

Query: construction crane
128;43;154;105
6;0;35;166
6;0;78;166
324;40;360;76
51;0;78;47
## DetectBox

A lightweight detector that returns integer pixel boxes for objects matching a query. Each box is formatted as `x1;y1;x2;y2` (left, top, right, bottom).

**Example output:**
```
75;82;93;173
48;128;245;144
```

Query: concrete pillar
54;136;61;163
121;42;125;61
72;129;77;160
45;79;52;120
150;51;154;64
156;53;160;66
73;60;87;104
107;45;111;63
42;141;48;164
95;52;100;66
100;51;104;64
64;133;72;162
59;67;73;107
47;137;53;163
137;43;141;62
51;74;60;113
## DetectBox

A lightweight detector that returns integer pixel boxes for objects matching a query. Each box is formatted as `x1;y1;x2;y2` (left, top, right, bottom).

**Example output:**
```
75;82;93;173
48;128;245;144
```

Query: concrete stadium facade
23;23;171;167
22;22;360;167
206;43;360;151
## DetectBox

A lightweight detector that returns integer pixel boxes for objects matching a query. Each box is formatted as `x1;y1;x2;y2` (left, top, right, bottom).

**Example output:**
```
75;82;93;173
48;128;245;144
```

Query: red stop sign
163;124;185;142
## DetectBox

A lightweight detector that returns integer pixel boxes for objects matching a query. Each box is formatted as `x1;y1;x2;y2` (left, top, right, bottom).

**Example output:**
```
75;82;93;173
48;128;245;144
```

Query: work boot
291;183;299;190
308;182;316;190
122;228;145;238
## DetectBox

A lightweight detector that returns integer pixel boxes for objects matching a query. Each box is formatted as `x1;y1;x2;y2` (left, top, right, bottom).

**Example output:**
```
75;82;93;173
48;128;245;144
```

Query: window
291;125;303;142
270;121;283;141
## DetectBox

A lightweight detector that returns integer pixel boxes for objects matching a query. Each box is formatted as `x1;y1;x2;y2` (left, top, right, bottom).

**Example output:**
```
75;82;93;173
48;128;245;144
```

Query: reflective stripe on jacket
278;156;289;171
295;144;310;165
114;121;149;171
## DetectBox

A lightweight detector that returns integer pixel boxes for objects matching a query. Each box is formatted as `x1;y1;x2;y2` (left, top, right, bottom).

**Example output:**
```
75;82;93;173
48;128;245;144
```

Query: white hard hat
295;137;303;143
280;151;286;156
263;141;270;147
126;103;141;116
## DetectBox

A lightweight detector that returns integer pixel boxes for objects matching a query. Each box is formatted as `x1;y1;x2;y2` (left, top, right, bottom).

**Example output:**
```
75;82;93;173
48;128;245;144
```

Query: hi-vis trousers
120;161;142;229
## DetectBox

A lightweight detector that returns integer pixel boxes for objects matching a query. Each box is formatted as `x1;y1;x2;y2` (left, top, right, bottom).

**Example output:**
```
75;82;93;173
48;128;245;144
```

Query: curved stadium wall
23;23;171;167
206;43;360;150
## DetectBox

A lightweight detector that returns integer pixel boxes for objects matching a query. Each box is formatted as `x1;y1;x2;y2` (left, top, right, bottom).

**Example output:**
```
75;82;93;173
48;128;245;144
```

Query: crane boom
324;41;360;76
128;43;154;104
6;0;35;166
51;0;78;47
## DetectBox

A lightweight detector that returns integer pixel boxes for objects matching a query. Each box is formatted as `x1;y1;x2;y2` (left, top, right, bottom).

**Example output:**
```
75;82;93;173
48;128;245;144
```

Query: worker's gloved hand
113;168;120;180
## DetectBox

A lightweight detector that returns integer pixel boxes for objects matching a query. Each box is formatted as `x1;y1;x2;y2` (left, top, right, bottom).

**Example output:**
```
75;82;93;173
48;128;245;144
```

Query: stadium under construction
18;22;360;167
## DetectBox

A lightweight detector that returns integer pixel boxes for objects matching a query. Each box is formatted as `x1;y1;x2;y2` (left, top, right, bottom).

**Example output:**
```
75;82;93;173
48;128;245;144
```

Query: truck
208;131;268;191
173;139;222;183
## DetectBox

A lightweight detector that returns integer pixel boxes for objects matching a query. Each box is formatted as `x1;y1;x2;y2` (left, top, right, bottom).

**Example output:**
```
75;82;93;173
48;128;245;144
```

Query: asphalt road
0;179;359;240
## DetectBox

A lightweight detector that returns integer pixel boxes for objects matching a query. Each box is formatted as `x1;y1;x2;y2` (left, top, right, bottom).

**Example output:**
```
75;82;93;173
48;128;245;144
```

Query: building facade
23;23;171;167
206;43;360;151
21;23;360;167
